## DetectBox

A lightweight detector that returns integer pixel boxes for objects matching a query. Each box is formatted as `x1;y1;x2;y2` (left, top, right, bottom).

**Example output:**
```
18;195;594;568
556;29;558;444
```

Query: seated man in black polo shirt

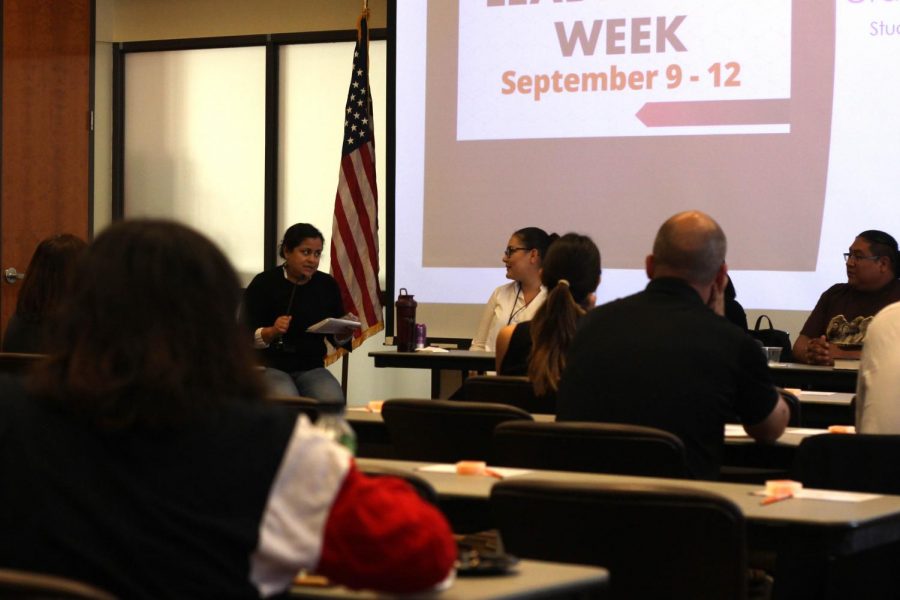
793;230;900;366
557;210;789;480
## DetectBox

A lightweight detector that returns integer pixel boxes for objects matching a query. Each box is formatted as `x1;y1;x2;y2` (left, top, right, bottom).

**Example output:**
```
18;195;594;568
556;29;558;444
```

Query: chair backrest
0;569;116;600
358;464;440;506
0;352;44;376
492;421;690;478
264;394;321;423
792;433;900;494
491;480;747;600
381;398;533;462
454;375;555;414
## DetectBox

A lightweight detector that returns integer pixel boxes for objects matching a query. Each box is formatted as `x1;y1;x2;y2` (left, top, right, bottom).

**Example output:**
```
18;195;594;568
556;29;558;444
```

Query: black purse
749;315;793;362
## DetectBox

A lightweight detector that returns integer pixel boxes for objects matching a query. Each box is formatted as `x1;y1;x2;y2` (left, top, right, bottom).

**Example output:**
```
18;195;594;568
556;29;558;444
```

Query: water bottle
316;408;357;455
395;288;418;352
415;323;427;349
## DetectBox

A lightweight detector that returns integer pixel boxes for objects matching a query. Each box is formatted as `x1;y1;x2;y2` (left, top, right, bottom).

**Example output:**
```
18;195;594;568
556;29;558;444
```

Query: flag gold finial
357;4;369;41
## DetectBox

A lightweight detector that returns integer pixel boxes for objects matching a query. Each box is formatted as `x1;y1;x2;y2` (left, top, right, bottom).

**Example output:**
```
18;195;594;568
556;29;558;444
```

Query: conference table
794;390;854;428
369;349;494;398
291;560;609;599
769;361;858;393
356;457;900;599
369;349;859;397
356;457;900;552
348;407;836;485
348;408;827;442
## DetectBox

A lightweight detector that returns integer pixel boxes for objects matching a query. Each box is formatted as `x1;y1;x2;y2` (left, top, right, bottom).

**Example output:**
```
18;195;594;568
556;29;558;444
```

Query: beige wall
98;0;386;42
93;0;389;234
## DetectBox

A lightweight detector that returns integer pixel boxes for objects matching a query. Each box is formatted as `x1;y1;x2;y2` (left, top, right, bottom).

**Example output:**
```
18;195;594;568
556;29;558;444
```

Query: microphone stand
275;273;304;350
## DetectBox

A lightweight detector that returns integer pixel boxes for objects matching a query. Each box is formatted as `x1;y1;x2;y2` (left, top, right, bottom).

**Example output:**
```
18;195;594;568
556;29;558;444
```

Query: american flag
329;12;383;355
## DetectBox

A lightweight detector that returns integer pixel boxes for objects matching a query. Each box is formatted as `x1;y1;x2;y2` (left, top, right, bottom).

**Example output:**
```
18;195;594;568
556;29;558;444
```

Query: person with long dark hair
495;233;601;397
0;220;455;598
470;226;558;352
2;234;87;353
242;223;359;403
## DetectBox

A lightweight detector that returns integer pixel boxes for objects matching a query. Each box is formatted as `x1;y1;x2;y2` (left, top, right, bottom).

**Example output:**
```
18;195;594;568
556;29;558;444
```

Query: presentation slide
394;0;900;312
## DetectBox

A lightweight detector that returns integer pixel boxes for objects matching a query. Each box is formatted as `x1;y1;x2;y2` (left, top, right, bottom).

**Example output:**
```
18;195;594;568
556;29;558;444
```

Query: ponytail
527;281;585;396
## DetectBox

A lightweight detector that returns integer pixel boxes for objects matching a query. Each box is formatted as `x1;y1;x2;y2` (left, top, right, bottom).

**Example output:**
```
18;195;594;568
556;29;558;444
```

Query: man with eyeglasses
793;230;900;365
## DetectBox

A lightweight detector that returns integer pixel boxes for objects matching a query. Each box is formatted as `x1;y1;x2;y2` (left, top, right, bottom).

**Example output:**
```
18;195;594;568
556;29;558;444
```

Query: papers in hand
306;318;362;334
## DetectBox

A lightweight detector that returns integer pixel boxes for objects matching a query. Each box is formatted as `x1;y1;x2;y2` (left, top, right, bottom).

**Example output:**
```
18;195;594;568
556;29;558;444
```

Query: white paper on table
415;346;449;353
725;425;828;438
752;489;881;503
785;428;832;435
417;464;533;478
724;424;749;438
799;391;836;396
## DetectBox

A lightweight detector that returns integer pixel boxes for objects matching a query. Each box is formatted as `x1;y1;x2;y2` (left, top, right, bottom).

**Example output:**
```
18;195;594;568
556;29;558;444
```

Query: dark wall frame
111;27;388;281
386;1;397;338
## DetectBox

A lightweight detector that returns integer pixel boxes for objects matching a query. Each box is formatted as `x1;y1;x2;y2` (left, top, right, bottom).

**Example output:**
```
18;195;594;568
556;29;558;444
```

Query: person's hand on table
829;344;862;361
805;335;833;366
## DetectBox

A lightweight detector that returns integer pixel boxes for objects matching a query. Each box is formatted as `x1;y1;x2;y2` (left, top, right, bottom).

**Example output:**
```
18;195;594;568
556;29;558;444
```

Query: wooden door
1;0;93;342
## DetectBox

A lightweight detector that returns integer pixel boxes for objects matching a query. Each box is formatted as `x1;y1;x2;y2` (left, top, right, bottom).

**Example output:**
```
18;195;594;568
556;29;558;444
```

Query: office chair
264;394;322;423
0;569;115;600
491;480;747;600
781;433;900;599
358;464;440;506
491;420;690;478
381;398;533;462
792;433;900;494
452;374;555;414
0;352;44;377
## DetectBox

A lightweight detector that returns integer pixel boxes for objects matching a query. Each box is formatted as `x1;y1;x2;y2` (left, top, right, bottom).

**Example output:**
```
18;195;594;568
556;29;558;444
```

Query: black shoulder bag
749;315;793;363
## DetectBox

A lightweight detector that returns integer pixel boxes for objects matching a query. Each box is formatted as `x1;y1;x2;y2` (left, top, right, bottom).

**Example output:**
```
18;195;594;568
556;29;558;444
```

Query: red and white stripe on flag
329;13;383;359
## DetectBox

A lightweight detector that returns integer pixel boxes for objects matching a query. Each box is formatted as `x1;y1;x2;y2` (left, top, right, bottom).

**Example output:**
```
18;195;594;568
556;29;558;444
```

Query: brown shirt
800;280;900;343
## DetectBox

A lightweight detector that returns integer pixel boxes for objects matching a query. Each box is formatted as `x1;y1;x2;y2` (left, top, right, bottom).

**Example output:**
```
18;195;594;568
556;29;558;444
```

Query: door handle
3;267;25;284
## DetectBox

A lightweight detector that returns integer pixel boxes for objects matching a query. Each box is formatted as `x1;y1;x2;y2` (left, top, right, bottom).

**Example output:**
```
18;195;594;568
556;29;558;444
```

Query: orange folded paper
456;460;503;479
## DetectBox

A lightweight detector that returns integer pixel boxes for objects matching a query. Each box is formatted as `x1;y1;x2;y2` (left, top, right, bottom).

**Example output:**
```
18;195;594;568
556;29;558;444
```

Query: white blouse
470;282;547;352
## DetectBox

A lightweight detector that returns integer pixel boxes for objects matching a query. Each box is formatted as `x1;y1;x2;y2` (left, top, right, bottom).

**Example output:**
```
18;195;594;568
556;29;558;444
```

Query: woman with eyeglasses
470;227;558;352
243;223;358;403
495;233;601;400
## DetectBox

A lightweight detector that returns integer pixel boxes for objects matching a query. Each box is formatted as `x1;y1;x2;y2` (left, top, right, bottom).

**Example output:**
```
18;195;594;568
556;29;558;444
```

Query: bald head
651;211;727;285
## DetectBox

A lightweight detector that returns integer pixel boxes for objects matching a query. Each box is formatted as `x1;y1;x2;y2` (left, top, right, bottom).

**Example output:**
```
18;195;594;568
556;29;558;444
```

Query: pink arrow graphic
636;99;790;127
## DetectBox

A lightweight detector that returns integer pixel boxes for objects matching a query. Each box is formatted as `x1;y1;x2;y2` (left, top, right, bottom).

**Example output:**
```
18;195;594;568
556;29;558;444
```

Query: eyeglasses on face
504;246;530;258
843;252;882;264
